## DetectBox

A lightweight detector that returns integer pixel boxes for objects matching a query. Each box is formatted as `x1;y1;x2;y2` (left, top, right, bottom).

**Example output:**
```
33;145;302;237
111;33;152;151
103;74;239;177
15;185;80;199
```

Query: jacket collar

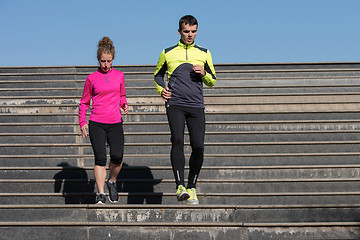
97;67;113;74
178;40;195;48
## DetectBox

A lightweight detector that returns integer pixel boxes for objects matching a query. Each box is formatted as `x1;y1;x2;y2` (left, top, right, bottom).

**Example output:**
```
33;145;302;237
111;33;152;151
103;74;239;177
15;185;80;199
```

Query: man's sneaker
186;188;199;205
106;180;119;203
176;185;190;201
95;193;106;205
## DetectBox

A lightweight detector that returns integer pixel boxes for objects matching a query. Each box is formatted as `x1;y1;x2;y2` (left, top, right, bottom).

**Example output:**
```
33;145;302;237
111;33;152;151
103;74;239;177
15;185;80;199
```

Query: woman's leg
94;165;107;194
105;122;125;202
89;121;108;194
107;122;125;182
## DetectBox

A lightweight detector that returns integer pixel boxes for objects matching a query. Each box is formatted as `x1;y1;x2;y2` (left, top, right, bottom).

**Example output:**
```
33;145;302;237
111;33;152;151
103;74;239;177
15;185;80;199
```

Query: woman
79;36;128;204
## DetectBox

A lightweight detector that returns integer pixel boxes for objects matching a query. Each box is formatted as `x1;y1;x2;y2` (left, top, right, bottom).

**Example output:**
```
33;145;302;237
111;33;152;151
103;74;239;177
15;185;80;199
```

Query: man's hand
193;64;205;77
161;86;172;102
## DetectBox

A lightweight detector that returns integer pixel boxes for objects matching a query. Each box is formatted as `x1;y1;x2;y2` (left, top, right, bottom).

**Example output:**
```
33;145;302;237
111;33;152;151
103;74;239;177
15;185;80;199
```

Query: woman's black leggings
166;105;205;189
89;121;124;166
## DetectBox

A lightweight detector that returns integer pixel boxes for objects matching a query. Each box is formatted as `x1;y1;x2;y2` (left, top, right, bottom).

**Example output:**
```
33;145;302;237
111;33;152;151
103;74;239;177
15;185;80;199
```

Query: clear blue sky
0;0;359;66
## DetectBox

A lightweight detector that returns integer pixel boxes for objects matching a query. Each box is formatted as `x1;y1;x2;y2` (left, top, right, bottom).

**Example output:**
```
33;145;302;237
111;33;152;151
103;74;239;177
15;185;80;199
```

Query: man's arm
154;50;167;95
202;50;216;87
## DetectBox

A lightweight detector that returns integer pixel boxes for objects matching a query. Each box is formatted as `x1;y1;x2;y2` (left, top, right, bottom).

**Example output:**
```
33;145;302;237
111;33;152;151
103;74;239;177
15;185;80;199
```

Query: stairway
1;63;360;239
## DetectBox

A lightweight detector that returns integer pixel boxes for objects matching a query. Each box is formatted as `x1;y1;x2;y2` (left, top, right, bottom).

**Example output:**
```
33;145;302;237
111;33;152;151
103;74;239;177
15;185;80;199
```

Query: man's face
178;23;198;45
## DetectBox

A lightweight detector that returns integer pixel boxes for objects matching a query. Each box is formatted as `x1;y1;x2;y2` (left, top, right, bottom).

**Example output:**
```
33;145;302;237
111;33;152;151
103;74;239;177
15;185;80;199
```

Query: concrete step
2;76;360;88
212;86;360;95
3;118;360;131
2;153;360;167
1;93;360;105
1;191;360;205
2;126;360;137
2;131;360;145
2;204;360;224
0;88;82;97
0;65;152;74
3;102;360;114
0;200;359;238
0;152;360;166
6;121;354;133
1;140;360;155
2;178;360;194
1;165;360;180
0;73;154;81
0;80;80;88
214;69;360;79
2;154;360;165
213;62;360;70
2;65;360;79
1;62;359;73
1;223;359;240
3;94;359;106
213;77;360;88
2;111;360;123
0;113;77;123
3;86;360;97
1;76;359;89
0;66;78;73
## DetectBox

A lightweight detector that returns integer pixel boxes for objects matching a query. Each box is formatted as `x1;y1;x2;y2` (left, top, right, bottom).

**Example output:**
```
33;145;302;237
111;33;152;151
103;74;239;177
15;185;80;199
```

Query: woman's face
99;53;113;73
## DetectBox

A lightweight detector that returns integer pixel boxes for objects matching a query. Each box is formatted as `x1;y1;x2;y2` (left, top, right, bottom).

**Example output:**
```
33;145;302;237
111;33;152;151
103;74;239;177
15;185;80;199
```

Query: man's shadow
118;163;162;204
54;162;95;204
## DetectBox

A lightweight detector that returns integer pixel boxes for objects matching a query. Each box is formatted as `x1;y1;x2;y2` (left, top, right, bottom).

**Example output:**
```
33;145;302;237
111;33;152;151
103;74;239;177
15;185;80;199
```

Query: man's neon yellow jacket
154;40;216;108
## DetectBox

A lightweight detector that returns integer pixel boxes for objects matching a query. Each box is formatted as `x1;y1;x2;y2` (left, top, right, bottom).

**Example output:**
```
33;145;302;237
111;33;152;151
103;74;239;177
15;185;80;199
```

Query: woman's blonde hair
97;37;115;60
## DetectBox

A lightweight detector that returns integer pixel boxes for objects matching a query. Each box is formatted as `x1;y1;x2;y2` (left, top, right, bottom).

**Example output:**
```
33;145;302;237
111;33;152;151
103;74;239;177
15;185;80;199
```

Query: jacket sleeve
154;50;167;95
202;50;216;87
78;77;92;128
119;72;128;109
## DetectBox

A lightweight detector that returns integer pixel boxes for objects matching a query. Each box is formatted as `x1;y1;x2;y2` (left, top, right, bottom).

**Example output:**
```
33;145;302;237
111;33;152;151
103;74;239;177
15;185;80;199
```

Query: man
154;15;216;204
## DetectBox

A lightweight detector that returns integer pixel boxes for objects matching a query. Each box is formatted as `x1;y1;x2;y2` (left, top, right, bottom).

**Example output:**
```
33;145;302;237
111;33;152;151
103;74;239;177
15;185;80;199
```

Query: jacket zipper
186;45;188;60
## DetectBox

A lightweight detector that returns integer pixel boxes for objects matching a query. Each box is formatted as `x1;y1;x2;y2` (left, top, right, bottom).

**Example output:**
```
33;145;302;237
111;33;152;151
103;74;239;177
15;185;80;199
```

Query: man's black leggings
166;105;205;189
89;121;124;167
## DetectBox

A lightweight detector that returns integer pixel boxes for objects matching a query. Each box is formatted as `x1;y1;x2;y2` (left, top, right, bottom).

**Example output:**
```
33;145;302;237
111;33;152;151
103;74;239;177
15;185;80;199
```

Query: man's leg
166;105;191;201
186;107;205;189
185;107;205;204
166;105;187;187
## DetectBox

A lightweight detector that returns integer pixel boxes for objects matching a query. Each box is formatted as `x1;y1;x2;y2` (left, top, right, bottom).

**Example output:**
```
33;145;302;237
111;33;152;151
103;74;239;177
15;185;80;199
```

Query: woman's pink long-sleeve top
79;68;128;128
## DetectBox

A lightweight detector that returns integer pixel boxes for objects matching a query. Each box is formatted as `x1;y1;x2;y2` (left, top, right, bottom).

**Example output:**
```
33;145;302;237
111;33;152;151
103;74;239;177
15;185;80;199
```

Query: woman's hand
123;104;129;115
81;124;88;138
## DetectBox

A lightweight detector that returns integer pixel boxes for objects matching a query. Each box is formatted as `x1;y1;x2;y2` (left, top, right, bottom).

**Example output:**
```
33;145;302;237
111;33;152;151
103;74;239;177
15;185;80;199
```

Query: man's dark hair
179;15;198;30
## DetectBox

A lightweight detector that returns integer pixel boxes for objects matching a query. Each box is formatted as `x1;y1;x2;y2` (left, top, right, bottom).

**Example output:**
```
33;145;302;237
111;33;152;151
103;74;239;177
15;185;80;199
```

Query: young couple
79;15;216;205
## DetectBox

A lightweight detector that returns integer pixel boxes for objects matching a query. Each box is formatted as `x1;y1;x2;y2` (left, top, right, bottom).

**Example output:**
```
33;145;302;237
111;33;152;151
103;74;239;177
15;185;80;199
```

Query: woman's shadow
54;162;95;204
118;163;162;204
